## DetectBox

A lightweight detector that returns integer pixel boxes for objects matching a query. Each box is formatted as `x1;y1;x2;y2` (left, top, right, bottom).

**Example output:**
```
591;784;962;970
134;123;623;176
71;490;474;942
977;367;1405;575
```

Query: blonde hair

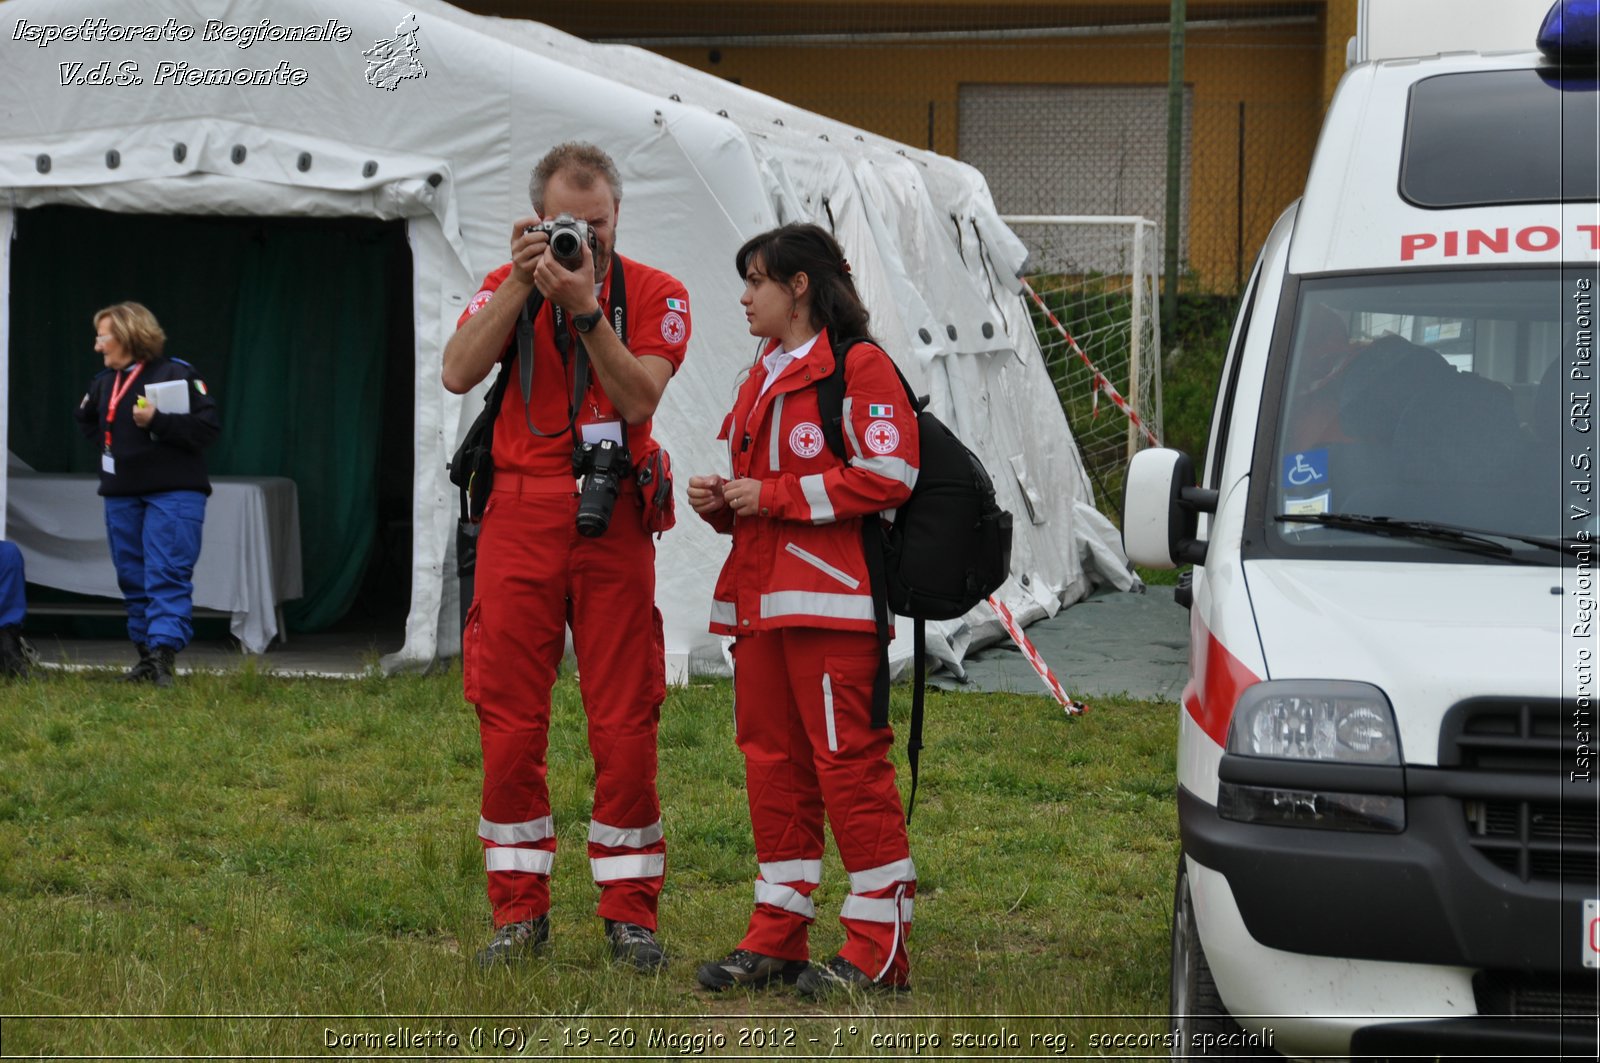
94;301;167;363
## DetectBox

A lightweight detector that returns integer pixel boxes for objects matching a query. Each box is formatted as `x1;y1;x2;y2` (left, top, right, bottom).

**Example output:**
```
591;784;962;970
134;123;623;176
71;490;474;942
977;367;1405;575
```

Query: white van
1124;1;1599;1056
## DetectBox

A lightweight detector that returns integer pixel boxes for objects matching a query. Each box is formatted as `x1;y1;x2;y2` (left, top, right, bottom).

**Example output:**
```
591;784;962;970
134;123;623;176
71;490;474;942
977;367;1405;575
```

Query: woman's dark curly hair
735;223;873;344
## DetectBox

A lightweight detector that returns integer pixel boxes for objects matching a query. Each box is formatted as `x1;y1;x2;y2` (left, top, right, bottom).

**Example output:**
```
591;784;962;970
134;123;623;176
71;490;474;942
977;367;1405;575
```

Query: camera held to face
525;212;598;270
573;437;630;538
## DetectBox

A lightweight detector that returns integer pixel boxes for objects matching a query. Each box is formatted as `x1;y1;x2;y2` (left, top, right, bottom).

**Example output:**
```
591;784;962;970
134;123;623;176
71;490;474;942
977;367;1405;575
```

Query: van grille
1443;699;1596;884
1474;971;1600;1025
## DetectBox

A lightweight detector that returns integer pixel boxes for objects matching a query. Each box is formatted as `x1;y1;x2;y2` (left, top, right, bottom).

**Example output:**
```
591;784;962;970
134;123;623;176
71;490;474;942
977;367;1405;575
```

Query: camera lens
574;439;628;537
551;228;581;262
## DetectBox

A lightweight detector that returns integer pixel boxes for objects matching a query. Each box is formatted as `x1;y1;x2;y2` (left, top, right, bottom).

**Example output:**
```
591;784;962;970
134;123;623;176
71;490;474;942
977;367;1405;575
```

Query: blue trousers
0;540;25;629
104;491;207;651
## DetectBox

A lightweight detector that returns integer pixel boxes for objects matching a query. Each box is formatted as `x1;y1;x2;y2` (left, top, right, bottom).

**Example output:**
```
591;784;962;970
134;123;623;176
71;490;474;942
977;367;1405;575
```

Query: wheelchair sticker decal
1282;448;1329;489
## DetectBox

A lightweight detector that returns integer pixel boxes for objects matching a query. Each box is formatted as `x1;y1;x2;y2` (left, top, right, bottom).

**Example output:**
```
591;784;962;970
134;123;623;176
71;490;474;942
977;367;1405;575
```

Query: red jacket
703;329;918;635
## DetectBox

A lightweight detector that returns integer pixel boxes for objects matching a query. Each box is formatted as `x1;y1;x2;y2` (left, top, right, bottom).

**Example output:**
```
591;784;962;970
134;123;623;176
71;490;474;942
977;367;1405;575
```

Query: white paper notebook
142;379;190;414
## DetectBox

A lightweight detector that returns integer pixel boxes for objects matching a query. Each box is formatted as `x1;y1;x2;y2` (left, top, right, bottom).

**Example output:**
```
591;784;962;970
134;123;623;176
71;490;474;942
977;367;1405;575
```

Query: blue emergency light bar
1539;0;1600;61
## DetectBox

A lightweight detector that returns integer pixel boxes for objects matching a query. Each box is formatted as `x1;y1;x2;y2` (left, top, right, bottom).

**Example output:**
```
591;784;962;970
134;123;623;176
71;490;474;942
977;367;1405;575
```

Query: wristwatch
573;307;604;333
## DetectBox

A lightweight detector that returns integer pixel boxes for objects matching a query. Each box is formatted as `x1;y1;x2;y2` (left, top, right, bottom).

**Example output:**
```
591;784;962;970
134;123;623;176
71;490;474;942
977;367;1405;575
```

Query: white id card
102;452;116;474
580;420;624;445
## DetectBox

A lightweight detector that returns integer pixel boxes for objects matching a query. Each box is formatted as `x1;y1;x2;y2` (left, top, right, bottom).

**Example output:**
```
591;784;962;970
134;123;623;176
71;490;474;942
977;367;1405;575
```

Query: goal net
1004;215;1164;512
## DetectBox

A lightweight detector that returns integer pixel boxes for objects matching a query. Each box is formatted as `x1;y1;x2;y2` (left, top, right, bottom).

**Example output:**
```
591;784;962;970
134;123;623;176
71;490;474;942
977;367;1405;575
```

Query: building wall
462;1;1361;292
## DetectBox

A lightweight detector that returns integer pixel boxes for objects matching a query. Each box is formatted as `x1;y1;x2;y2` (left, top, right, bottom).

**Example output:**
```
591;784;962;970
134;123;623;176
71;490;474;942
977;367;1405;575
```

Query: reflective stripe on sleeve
800;474;835;523
709;599;737;626
848;857;917;894
591;853;666;882
759;859;823;885
485;848;554;875
754;879;817;919
850;454;918;489
761;590;875;623
839;895;915;924
478;815;554;845
588;819;664;849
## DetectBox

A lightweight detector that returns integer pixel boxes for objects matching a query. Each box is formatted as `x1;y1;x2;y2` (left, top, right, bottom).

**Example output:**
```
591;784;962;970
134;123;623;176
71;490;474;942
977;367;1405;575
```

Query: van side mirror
1122;448;1218;568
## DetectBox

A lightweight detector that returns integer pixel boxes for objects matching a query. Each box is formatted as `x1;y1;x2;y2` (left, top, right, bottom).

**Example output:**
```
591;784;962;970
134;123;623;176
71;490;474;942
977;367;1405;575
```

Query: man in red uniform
442;142;690;971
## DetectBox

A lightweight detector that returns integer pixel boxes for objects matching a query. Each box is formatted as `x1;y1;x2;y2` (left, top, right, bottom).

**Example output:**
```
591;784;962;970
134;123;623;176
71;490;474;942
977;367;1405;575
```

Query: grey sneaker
696;948;809;991
795;954;909;997
604;919;665;971
474;916;550;969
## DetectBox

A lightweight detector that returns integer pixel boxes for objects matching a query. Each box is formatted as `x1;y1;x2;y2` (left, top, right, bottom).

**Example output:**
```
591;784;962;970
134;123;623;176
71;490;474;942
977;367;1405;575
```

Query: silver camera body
525;212;596;269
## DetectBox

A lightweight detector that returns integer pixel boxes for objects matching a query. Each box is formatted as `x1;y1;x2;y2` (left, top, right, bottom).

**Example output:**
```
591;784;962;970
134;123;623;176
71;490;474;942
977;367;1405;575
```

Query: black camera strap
516;255;629;440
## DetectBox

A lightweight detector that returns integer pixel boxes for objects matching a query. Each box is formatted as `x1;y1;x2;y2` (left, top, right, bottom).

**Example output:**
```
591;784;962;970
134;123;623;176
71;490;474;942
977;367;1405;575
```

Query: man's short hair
530;142;622;213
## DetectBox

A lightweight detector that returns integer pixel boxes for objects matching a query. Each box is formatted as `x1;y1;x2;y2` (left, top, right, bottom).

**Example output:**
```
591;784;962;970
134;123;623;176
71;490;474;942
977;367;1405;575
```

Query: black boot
0;626;30;679
120;643;156;683
151;645;177;689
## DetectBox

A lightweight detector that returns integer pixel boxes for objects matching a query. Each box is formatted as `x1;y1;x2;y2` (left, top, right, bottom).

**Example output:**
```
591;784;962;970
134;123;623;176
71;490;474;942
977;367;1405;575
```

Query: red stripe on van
1181;615;1261;748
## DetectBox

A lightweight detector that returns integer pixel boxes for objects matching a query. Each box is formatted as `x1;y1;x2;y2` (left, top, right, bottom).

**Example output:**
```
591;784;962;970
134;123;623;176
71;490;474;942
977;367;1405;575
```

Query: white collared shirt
757;333;821;398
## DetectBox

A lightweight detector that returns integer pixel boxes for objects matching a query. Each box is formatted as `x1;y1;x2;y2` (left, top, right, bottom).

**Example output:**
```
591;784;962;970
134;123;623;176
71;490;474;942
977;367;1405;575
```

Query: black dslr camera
573;438;630;537
525;212;598;270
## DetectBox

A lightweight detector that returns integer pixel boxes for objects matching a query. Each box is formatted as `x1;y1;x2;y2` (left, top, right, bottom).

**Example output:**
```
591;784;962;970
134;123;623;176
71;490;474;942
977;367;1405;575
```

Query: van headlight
1219;681;1405;832
1227;681;1400;764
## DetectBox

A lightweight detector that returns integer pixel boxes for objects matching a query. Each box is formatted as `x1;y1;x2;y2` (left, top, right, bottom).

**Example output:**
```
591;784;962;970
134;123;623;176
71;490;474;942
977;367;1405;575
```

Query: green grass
0;667;1181;1057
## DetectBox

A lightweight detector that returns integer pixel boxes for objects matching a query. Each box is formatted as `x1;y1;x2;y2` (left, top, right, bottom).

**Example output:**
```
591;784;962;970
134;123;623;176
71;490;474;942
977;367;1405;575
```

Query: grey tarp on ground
929;588;1191;702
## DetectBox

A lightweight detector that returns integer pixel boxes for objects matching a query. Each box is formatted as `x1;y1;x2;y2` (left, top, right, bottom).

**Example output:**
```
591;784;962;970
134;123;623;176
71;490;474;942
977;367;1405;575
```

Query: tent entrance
7;205;415;647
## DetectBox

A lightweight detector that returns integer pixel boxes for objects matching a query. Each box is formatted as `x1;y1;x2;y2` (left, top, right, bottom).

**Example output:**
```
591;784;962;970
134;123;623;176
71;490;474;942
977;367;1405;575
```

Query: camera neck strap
514;257;628;440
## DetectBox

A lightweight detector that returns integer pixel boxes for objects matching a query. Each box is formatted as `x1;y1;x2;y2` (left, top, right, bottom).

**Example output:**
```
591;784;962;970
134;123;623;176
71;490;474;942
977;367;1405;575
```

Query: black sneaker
795;954;909;998
119;644;156;683
604;919;665;971
474;916;550;969
0;627;31;679
151;646;177;689
696;948;810;991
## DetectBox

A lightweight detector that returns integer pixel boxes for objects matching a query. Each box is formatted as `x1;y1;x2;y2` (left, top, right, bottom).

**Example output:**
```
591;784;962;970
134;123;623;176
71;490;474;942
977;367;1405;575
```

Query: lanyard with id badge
102;363;145;475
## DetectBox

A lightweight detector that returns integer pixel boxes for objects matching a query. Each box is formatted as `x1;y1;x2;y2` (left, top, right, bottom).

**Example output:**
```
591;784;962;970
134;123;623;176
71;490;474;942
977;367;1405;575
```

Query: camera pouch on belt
448;350;514;524
634;441;676;535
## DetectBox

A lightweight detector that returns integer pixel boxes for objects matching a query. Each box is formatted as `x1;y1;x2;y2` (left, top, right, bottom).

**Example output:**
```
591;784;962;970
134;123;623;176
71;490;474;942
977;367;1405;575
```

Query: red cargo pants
462;477;667;929
732;627;914;984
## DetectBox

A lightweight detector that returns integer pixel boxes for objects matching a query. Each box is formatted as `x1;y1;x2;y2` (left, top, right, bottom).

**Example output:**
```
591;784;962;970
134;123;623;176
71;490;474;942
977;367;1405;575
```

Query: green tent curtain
7;206;404;633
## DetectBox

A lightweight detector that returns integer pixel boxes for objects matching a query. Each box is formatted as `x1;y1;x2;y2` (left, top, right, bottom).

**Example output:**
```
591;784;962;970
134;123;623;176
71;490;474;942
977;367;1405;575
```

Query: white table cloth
5;471;303;653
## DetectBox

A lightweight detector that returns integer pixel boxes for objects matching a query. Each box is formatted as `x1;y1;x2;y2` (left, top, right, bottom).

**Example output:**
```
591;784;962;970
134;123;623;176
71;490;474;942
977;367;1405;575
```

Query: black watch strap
573;307;604;333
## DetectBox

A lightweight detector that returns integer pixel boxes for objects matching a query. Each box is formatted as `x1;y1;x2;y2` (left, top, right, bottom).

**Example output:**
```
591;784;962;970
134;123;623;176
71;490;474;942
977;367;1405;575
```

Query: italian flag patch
666;298;688;312
868;404;893;417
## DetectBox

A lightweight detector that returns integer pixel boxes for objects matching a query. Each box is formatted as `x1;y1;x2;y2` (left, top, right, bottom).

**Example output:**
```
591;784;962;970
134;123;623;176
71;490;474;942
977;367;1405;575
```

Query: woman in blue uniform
74;302;219;686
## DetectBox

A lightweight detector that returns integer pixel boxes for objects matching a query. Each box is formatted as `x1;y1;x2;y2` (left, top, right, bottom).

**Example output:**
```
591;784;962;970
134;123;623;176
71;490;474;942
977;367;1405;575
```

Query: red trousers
732;627;915;984
462;479;666;928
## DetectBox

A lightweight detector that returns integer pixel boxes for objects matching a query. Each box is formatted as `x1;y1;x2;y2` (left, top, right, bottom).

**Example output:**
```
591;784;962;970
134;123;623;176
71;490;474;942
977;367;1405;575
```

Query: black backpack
816;336;1013;821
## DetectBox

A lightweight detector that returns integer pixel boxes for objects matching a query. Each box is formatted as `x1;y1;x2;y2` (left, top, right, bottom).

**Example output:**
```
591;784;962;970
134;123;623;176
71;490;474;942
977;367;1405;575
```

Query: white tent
0;0;1130;675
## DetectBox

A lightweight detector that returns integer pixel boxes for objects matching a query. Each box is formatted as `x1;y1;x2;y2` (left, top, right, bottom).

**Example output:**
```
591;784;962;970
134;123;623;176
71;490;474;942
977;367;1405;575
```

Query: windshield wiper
1275;512;1549;563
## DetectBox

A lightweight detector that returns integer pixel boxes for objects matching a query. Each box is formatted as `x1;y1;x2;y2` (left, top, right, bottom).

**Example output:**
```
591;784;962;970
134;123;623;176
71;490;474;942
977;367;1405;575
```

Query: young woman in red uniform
688;223;919;996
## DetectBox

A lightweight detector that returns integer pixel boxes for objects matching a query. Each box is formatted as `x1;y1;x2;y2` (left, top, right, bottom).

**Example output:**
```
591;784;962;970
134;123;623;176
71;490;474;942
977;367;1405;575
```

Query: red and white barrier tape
988;595;1088;715
1021;279;1161;448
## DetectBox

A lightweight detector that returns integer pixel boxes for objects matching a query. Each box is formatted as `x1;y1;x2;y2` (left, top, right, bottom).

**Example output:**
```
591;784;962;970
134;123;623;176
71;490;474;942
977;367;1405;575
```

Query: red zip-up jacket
703;329;919;635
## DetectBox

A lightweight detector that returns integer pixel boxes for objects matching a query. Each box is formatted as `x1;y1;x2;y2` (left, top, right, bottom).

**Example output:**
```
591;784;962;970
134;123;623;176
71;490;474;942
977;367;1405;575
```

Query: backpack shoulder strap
815;334;925;825
816;334;862;461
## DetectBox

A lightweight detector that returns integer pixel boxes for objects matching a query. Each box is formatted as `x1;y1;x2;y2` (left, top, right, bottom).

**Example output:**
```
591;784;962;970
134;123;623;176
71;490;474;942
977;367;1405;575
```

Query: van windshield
1267;268;1584;562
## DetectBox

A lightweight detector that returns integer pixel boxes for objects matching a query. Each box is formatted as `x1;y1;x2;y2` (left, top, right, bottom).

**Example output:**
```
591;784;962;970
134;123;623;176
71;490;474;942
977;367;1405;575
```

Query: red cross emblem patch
660;311;687;344
788;421;824;458
866;419;900;454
